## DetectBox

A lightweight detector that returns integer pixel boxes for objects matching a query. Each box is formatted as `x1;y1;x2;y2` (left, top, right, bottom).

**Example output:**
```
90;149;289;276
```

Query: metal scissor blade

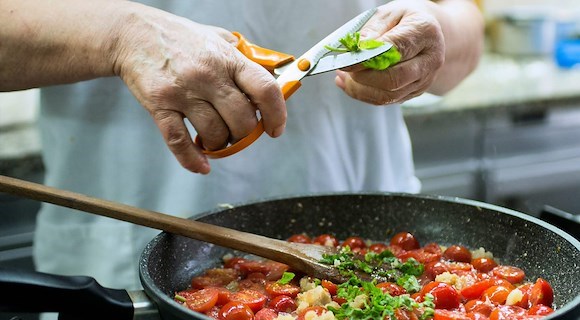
275;8;377;84
307;43;393;76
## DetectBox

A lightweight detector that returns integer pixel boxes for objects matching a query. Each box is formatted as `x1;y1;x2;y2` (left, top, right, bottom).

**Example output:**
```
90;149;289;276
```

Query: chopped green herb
277;272;295;285
396;274;421;294
325;31;401;70
174;294;186;303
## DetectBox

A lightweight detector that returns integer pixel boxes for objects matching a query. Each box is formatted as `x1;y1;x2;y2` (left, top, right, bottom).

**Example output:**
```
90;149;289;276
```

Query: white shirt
34;0;420;290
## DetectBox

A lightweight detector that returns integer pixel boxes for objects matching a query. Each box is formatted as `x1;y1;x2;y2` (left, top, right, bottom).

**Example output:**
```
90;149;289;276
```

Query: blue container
555;39;580;68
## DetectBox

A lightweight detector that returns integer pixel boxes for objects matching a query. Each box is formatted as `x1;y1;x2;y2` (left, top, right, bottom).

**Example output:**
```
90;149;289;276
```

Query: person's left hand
335;0;445;105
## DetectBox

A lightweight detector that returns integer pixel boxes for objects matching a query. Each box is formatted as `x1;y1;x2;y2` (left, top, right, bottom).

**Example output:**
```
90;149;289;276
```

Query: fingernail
335;71;346;90
272;124;285;138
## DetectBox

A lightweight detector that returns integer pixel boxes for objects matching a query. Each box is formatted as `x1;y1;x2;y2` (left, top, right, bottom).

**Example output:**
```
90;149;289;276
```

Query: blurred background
1;0;579;277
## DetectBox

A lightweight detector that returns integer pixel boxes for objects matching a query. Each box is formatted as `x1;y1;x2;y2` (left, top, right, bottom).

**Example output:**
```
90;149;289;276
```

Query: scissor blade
275;8;377;84
307;43;393;76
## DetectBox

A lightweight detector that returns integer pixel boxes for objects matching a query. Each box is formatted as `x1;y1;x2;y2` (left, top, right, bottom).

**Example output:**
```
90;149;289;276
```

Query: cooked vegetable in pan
174;231;554;320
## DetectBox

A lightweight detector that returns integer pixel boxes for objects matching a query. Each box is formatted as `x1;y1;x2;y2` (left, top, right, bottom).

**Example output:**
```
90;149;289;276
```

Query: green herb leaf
174;294;186;302
277;272;295;285
396;274;421;294
326;32;402;71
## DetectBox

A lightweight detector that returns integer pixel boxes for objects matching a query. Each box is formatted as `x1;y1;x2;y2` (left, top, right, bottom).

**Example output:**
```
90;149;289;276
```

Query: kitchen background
0;1;579;317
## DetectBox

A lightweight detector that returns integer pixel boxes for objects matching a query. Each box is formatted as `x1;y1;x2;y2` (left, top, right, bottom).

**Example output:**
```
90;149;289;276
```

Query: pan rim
139;191;580;320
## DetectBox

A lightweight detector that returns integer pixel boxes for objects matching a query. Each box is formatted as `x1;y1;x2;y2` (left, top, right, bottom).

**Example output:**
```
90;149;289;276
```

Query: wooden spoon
0;175;350;283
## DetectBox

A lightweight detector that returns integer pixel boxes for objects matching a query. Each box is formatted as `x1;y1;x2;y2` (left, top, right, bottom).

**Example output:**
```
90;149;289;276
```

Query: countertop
403;53;580;118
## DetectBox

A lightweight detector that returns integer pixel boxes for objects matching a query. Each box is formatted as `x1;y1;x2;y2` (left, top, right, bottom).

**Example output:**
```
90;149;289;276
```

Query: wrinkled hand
336;0;445;105
113;5;286;174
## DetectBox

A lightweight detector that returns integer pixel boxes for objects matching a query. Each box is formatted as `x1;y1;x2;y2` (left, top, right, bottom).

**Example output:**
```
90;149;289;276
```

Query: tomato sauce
174;231;555;320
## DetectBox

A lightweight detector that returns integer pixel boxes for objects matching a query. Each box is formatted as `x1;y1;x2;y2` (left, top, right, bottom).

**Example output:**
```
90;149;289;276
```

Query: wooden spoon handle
0;175;294;263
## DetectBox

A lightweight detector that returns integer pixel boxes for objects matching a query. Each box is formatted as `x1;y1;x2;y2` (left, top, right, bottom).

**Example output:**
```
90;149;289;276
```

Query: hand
335;0;446;105
112;4;287;174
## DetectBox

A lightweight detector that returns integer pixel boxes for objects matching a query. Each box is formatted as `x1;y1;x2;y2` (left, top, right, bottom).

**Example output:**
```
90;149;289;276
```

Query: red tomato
491;266;525;284
297;306;327;320
390;232;420;250
369;243;389;253
421;282;461;310
229;289;268;312
175;289;199;301
388;244;407;257
376;282;407;296
341;236;367;250
191;268;239;289
466;312;489;320
321;279;338;296
461;279;495;300
491;278;515;290
423;242;443;255
512;283;533;308
464;299;493;317
185;288;220;313
218;301;254;320
482;285;511;305
399;249;441;264
443;245;472;263
529;278;554;307
265;281;300;297
287;234;311;243
312;234;339;247
434;309;471;320
268;295;297;312
471;258;498;273
254;308;278;320
528;304;554;316
394;308;419;320
223;257;250;270
238;274;267;292
489;305;527;320
214;287;232;305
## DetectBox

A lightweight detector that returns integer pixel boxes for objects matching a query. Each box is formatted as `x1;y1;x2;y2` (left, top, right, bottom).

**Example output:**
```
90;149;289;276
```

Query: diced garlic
506;288;523;306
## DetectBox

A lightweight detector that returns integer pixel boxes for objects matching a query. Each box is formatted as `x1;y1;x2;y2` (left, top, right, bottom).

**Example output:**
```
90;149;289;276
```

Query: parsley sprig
325;31;401;70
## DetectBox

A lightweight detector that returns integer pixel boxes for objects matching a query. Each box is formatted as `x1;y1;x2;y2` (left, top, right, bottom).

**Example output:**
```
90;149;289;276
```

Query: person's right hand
111;3;287;174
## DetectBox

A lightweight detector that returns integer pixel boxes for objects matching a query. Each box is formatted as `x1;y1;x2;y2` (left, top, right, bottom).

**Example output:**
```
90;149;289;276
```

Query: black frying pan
1;193;580;319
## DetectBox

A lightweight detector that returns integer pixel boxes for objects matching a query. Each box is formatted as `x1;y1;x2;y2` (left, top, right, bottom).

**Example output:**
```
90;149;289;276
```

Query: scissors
194;8;393;158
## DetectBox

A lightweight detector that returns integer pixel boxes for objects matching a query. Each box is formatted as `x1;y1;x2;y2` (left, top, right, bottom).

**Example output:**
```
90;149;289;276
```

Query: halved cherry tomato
464;299;493;317
471;258;498;273
423;242;443;255
466;312;489;320
513;283;533;309
228;289;268;312
376;282;407;296
369;243;389;253
214;287;232;305
489;305;526;320
425;261;473;280
491;266;525;284
175;289;199;301
254;308;278;320
529;278;554;307
321;279;338;296
421;282;461;310
185;288;220;313
394;308;420;320
238;274;267;292
312;234;338;247
191;268;239;289
297;306;327;320
268;295;297;312
482;285;511;305
443;245;472;263
218;301;254;320
461;279;495;300
390;231;420;250
287;234;311;243
528;304;554;316
341;236;367;250
399;249;441;264
223;257;250;270
265;281;300;297
434;309;471;320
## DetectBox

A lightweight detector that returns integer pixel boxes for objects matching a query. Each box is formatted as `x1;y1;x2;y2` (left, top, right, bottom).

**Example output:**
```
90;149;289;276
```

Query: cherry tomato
461;279;495;300
265;281;300;297
312;234;339;247
483;285;512;305
423;242;443;255
390;232;420;250
443;245;472;263
376;282;407;296
464;299;493;317
268;295;297;312
398;249;441;264
466;312;489;320
369;243;389;253
263;261;289;280
223;257;250;270
434;309;471;320
489;305;527;320
513;283;533;308
321;279;338;296
421;282;461;310
394;308;420;320
471;257;498;273
297;306;327;320
214;287;232;305
175;289;199;301
185;288;220;313
229;289;268;312
491;266;525;284
530;278;554;307
238;274;267;292
341;236;367;250
287;234;311;243
218;301;254;320
191;268;239;289
528;304;554;316
254;308;278;320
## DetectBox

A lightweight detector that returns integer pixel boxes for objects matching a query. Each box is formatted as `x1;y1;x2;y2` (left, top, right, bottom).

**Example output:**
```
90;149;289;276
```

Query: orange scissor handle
194;33;301;159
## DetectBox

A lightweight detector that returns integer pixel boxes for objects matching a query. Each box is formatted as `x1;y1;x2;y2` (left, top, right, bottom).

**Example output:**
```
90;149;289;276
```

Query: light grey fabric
34;0;420;294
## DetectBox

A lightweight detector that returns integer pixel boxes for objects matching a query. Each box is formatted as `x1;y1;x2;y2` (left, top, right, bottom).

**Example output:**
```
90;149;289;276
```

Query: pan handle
0;267;134;320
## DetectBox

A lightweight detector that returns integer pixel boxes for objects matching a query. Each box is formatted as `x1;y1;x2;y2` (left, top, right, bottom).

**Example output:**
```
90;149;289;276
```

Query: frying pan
1;193;579;319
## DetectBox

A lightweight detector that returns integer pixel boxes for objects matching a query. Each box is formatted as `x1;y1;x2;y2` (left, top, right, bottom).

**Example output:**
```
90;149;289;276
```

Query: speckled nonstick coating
140;193;580;320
